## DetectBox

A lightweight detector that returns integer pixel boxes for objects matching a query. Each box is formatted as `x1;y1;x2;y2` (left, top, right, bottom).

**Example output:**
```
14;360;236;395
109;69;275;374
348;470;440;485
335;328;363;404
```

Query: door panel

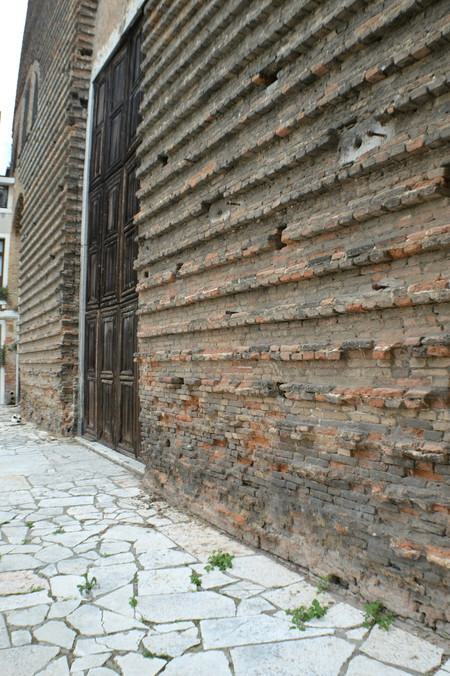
84;15;142;458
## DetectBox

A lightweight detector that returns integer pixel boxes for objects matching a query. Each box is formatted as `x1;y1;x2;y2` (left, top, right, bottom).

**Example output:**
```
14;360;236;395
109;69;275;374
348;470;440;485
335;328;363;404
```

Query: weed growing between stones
287;599;328;630
143;648;171;660
205;550;234;572
363;601;395;631
77;572;98;596
317;575;331;593
190;570;202;590
129;595;138;609
53;527;65;534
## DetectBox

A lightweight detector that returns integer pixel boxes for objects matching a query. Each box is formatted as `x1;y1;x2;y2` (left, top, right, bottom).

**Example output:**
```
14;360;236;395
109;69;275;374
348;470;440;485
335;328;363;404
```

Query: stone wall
138;0;450;635
13;0;97;433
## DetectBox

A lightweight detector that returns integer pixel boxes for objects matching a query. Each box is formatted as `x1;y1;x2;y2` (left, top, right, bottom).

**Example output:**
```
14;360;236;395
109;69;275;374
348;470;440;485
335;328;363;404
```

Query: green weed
205;550;234;572
363;601;395;631
287;599;328;630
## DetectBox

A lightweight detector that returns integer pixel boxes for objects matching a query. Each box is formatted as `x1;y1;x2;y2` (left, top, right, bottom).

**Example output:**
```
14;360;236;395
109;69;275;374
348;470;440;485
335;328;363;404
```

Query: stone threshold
75;436;145;477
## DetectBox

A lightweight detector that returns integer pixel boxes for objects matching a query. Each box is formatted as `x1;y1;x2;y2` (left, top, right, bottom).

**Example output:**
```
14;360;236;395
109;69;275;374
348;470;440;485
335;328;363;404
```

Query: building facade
13;0;450;636
0;176;18;405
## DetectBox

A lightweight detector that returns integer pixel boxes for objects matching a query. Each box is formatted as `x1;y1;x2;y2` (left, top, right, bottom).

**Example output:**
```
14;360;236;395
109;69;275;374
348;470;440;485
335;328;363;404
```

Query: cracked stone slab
70;653;111;672
0;645;60;676
35;544;73;564
0;614;10;648
231;636;355;675
50;574;84;599
161;521;253;559
0;554;41;572
11;629;32;646
262;580;333;609
237;596;275;615
162;650;232;676
361;625;443;672
137;548;196;570
67;603;146;635
142;626;200;657
137;590;236;622
201;614;333;649
346;655;411;675
0;590;51;612
114;653;167;675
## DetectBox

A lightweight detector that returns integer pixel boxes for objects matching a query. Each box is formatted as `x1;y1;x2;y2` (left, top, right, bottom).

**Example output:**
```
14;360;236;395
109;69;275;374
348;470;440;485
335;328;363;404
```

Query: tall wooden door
83;17;142;457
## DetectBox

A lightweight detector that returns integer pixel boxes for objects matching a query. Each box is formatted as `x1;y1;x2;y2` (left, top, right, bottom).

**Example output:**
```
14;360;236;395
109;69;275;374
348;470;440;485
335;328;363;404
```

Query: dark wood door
84;17;142;457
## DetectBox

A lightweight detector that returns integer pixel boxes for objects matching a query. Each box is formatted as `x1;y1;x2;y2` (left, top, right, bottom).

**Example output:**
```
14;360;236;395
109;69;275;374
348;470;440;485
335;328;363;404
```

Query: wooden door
84;17;142;457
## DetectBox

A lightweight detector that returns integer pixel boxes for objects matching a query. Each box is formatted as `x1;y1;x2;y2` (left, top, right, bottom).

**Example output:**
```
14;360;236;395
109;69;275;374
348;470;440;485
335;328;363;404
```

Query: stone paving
0;408;448;676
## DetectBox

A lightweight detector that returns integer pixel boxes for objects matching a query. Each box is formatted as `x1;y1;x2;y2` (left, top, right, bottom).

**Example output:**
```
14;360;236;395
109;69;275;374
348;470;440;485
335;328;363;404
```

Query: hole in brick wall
176;262;183;273
144;271;149;278
158;153;168;166
79;48;93;57
271;224;287;250
252;69;280;87
353;135;362;149
165;439;171;447
328;574;349;589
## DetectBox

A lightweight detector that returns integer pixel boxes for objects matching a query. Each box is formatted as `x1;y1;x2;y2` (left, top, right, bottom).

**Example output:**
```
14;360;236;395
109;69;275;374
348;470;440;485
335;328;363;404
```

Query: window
0;239;4;287
0;187;8;209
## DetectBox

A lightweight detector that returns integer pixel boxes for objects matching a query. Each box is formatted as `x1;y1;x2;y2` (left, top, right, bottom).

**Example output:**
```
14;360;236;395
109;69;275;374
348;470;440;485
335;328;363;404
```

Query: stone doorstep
74;437;145;477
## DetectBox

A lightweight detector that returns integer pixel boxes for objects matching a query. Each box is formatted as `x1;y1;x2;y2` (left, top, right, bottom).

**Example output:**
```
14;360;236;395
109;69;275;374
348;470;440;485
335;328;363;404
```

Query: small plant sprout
54;527;65;534
363;601;395;631
205;550;234;572
287;599;328;630
77;572;98;596
129;595;138;609
25;521;34;529
317;575;331;593
190;570;202;590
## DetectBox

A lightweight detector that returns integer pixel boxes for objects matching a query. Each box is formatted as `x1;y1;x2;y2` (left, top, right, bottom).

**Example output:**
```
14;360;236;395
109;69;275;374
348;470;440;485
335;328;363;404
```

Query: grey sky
0;1;28;175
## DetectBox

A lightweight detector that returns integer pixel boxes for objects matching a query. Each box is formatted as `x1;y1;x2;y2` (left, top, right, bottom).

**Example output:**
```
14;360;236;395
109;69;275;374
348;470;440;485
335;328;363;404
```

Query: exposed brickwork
137;0;450;636
13;0;97;433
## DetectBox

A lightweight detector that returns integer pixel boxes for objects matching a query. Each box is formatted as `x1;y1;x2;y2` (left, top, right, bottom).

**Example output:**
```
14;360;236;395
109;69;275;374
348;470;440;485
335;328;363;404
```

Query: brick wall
13;0;97;433
137;0;450;635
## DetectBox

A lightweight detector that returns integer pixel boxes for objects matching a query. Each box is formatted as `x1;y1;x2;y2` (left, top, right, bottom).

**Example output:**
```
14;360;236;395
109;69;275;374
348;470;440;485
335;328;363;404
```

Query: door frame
78;0;146;447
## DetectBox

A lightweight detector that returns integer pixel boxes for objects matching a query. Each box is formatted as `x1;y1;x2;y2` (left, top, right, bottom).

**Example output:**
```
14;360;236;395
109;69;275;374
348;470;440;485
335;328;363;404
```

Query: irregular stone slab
0;645;59;676
39;496;94;507
0;570;47;595
201;614;333;649
57;557;94;576
34;620;76;649
138;548;196;570
99;541;131;556
36;656;70;676
94;584;136;618
11;630;32;646
95;629;145;652
94;552;135;567
161;522;252;559
138;566;193;596
237;596;275;616
346;627;369;641
191;564;234;590
263;580;333;609
74;637;111;656
67;604;104;635
114;653;166;676
50;574;84;599
0;476;29;492
70;654;111;673
89;563;137;596
222;580;265;600
231;555;302;588
7;604;49;627
142;626;200;657
48;599;80;618
138;591;236;622
35;544;73;564
87;669;117;675
162;650;232;676
361;626;443;672
102;525;174;549
0;590;51;612
231;636;355;675
307;603;364;628
346;655;410;675
0;554;41;572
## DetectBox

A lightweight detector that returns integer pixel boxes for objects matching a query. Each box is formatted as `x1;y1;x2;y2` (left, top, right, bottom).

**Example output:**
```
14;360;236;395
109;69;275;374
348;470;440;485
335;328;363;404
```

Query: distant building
0;175;18;405
11;0;450;635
